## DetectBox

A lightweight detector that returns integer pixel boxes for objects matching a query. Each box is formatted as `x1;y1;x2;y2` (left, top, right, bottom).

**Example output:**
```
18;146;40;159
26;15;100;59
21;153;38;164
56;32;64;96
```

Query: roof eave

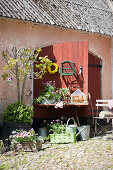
0;16;112;37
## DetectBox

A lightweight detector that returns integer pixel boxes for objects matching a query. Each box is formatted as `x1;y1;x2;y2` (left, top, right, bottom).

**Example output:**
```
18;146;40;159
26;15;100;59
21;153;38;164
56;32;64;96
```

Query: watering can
66;117;77;133
66;117;90;139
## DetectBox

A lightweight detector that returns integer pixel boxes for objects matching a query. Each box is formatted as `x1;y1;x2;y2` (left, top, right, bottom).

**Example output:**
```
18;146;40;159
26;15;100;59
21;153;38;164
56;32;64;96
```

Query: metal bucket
66;118;77;133
38;127;48;138
77;125;90;140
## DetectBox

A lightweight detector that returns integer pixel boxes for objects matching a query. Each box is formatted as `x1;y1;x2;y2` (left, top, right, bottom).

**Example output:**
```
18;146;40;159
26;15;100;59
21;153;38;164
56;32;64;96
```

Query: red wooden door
88;53;102;116
34;41;88;118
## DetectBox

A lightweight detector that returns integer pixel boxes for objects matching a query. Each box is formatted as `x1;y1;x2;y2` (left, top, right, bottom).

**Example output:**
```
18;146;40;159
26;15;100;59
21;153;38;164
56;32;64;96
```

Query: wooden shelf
36;103;88;108
94;117;113;119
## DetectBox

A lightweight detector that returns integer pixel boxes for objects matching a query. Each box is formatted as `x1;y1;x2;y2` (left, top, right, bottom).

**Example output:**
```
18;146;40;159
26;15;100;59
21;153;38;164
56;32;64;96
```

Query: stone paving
1;137;113;170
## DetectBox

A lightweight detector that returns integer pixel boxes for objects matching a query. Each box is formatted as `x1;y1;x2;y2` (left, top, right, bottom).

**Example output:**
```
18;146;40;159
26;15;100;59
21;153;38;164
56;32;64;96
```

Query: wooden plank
96;100;110;102
96;104;108;106
94;117;113;119
53;43;63;88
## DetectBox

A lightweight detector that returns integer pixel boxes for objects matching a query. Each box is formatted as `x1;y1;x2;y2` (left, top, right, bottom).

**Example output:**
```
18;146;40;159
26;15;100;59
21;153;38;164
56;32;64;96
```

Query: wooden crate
13;141;42;152
50;133;76;143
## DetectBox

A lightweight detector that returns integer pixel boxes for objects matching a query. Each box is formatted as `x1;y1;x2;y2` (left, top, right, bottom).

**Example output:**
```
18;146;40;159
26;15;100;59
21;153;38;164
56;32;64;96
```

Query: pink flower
7;77;13;86
56;119;60;122
24;133;28;137
31;128;34;132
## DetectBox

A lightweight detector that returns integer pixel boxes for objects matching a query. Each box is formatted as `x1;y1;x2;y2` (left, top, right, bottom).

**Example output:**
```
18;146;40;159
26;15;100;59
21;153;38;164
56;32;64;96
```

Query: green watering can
66;117;77;133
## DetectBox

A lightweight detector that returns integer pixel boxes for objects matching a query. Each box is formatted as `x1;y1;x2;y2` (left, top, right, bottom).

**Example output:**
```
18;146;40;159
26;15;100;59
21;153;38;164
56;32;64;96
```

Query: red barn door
34;41;88;118
88;53;102;116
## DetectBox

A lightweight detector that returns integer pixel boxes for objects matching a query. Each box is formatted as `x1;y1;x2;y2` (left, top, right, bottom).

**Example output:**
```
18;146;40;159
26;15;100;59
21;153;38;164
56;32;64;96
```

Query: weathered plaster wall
0;18;112;116
112;37;113;98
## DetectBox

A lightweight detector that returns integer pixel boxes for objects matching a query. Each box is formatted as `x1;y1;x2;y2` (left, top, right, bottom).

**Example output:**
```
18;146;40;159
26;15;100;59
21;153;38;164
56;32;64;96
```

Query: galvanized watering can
66;117;88;138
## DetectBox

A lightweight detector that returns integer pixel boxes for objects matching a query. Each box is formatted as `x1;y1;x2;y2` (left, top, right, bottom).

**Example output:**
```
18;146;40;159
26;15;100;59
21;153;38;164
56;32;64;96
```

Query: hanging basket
66;117;77;134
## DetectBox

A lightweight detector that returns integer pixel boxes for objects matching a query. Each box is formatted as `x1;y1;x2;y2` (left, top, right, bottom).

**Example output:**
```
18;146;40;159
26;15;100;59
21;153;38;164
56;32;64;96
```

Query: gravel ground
1;137;113;170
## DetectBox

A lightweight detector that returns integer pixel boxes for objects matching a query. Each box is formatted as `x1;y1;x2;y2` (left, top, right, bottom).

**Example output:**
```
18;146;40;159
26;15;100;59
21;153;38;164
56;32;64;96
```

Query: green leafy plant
33;96;47;104
54;89;62;101
54;87;70;101
44;82;55;100
60;88;70;97
0;140;4;152
2;101;34;124
34;81;55;104
40;120;50;129
49;119;66;134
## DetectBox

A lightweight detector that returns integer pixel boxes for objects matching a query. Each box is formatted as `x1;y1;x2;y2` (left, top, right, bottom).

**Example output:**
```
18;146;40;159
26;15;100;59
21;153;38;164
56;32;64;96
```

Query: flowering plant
34;81;55;104
40;120;50;129
49;119;66;134
60;88;70;97
7;77;13;86
44;81;55;100
9;128;39;145
52;90;62;101
34;81;70;104
34;96;47;104
53;88;70;101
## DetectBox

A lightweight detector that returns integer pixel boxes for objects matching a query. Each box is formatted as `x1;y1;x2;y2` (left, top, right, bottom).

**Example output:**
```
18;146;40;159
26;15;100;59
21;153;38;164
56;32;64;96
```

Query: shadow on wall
33;45;62;99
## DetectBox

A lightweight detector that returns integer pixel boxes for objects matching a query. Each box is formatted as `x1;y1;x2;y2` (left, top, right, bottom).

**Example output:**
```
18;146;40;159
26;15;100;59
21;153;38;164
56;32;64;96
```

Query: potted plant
54;87;70;102
49;119;66;134
60;88;70;97
38;120;50;138
34;96;47;104
34;81;56;104
53;89;62;102
34;81;70;104
49;119;76;143
1;101;34;139
9;128;42;152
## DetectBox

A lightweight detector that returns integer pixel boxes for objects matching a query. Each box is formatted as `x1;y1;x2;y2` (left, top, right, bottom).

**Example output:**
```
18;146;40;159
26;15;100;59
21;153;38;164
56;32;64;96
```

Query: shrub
2;102;34;125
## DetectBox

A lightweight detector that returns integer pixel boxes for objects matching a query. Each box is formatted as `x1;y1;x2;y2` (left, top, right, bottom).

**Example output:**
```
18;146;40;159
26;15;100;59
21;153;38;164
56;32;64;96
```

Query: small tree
2;47;52;103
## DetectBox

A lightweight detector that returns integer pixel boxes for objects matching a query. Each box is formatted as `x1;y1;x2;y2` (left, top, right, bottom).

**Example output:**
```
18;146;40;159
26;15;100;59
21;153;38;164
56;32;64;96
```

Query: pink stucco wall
0;18;112;116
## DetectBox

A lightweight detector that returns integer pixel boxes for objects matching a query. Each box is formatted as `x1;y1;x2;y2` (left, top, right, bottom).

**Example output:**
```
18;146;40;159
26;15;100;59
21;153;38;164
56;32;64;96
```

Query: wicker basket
50;133;76;144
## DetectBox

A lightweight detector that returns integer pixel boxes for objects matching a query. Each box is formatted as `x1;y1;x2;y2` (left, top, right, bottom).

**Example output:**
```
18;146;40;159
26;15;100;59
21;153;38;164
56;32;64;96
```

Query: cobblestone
1;138;113;169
